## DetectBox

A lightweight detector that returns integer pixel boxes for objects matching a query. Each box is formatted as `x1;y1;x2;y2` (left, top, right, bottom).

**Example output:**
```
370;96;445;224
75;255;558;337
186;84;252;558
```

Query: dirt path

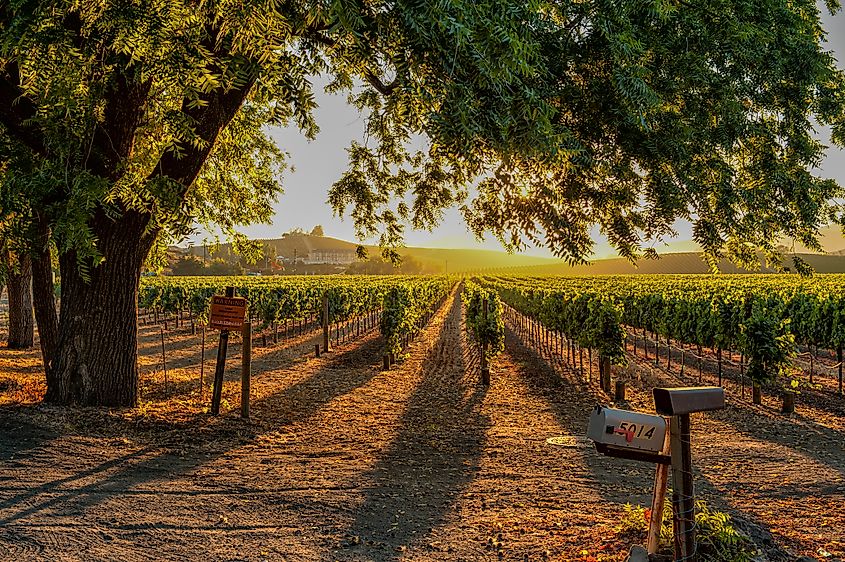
2;289;843;560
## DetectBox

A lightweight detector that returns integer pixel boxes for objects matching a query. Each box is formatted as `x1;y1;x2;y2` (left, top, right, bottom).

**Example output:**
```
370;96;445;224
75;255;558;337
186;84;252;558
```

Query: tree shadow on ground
343;293;489;561
501;324;658;506
0;333;385;527
0;415;57;463
630;351;845;481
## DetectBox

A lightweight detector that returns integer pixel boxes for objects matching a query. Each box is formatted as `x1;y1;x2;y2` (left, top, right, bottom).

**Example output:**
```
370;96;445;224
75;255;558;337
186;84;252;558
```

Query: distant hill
484;251;845;276
175;234;845;276
177;234;560;273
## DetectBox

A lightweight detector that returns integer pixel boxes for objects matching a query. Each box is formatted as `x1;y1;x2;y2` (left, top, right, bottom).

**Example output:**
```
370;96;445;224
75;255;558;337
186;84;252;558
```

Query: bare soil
0;291;842;561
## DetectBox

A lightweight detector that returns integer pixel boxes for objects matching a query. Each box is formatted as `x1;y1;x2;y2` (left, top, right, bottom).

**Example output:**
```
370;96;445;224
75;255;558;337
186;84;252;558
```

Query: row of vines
139;275;453;358
477;274;845;390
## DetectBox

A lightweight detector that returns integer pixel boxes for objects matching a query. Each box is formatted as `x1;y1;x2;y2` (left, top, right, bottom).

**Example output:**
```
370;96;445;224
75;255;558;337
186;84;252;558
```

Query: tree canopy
329;0;845;270
1;1;843;268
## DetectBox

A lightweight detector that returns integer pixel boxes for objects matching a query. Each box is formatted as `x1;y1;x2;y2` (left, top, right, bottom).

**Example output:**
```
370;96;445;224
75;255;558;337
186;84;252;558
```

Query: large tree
1;0;844;406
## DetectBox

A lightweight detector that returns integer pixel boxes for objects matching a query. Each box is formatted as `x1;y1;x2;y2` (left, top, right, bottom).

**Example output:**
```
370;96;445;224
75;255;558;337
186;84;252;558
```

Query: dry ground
0;290;842;561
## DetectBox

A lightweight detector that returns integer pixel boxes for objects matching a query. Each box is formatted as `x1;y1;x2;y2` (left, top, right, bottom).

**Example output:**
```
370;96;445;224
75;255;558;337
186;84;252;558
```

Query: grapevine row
478;274;845;393
140;275;453;359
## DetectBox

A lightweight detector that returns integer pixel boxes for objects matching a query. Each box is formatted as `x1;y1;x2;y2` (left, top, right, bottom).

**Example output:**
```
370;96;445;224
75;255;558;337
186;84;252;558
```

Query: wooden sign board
208;295;247;330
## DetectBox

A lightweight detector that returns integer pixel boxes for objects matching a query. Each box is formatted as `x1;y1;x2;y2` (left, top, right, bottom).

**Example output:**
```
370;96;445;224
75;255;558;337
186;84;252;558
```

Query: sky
190;7;845;259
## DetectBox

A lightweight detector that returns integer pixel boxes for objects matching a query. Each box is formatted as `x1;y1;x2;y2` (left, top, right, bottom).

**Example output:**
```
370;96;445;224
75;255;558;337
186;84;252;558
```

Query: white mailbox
587;405;668;454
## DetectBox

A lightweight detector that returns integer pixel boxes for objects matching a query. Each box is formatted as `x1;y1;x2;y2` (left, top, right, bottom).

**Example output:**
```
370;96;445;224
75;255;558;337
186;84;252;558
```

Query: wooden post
315;344;321;358
809;346;814;384
666;337;671;371
717;347;723;386
697;344;703;382
210;286;235;416
655;333;660;366
579;347;584;377
600;356;611;392
740;353;745;398
322;293;330;353
752;383;762;405
200;326;206;399
481;298;490;386
383;354;390;370
241;322;251;419
781;390;795;415
670;414;696;562
647;422;671;556
647;462;670;555
614;380;626;401
160;325;168;395
838;345;843;395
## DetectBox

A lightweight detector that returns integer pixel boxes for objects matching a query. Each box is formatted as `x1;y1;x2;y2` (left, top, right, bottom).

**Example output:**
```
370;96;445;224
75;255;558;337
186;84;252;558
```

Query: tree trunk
47;211;152;406
7;253;34;349
32;219;60;391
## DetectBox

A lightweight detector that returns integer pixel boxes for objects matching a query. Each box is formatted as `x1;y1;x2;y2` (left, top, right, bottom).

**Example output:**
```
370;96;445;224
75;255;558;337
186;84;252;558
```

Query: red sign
208;295;247;330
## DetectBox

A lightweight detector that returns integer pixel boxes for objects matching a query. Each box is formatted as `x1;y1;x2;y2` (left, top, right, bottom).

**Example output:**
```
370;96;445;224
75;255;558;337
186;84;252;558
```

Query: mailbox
653;386;725;416
587;405;668;454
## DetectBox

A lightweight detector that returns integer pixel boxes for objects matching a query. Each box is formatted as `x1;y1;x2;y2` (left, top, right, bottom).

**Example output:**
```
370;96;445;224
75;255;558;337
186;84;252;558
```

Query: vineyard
139;275;451;359
0;273;844;560
476;274;845;398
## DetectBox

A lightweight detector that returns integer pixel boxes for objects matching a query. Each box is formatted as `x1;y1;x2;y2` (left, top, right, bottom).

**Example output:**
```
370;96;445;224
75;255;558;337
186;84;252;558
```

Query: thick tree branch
0;62;46;156
148;73;258;189
87;71;152;180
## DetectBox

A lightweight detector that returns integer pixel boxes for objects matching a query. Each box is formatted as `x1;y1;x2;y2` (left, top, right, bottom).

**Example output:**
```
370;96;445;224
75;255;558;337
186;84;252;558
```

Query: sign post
209;287;247;415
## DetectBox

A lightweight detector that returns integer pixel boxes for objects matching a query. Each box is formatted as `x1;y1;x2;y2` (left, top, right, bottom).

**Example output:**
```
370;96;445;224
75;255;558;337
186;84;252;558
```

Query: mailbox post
587;386;725;562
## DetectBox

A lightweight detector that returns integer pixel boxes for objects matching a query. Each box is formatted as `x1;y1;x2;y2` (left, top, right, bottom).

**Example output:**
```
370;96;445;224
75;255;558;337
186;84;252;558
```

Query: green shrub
618;498;756;562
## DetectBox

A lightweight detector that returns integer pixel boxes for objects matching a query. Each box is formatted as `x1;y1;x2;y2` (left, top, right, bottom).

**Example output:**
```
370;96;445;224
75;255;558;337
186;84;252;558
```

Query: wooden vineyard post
200;326;206;399
241;322;251;419
481;298;490;386
160;325;168;395
579;347;584;378
809;346;814;384
740;353;745;399
666;337;671;371
210;286;236;416
614;380;626;401
781;390;795;415
717;347;723;386
322;293;330;353
697;344;703;382
670;414;695;562
839;345;843;396
600;356;611;392
654;333;660;367
752;383;762;405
